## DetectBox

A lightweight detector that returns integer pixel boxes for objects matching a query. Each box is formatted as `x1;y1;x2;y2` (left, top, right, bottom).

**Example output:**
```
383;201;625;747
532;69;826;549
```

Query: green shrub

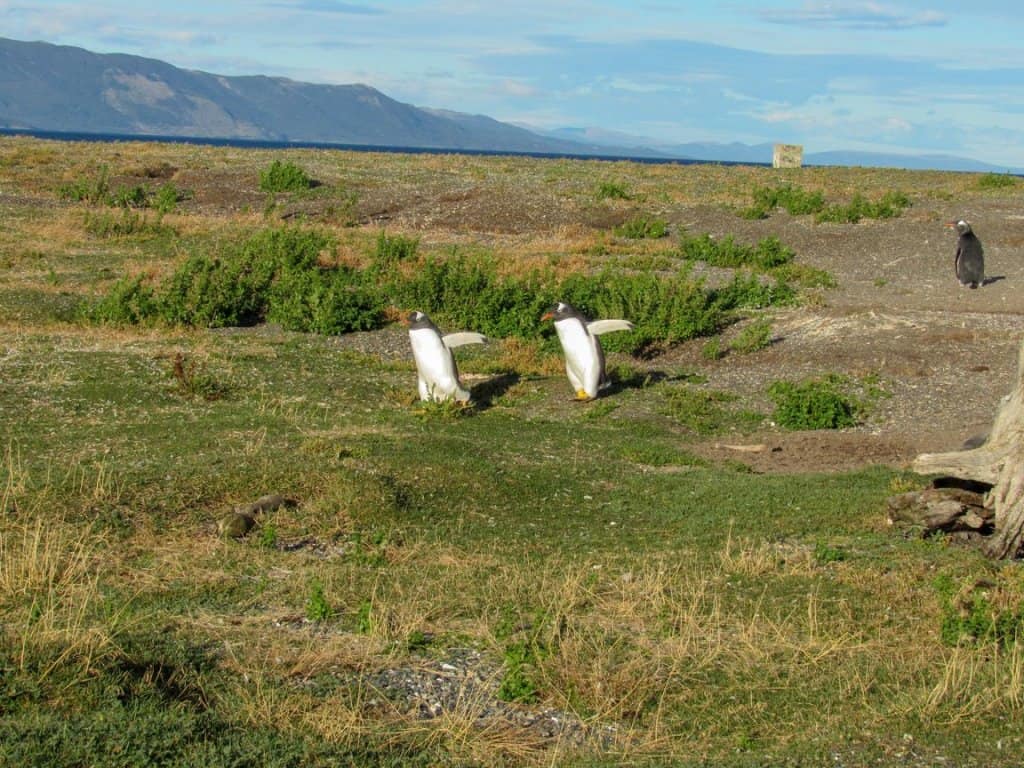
702;336;724;361
154;183;187;214
305;579;333;622
729;318;773;354
679;233;795;271
935;575;1024;647
767;375;860;430
112;184;148;208
613;216;668;239
977;172;1018;190
58;165;111;205
393;252;553;340
87;275;157;325
259;160;314;192
498;640;543;704
268;265;383;334
742;184;825;219
816;191;910;223
367;231;420;281
596;181;631;200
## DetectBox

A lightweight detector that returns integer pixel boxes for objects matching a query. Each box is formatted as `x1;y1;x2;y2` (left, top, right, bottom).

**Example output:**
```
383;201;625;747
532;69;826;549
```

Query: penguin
950;219;984;289
406;311;486;403
541;302;634;401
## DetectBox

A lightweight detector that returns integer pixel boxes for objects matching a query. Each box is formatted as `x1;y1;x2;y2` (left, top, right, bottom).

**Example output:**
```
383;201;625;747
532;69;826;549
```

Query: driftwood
912;337;1024;558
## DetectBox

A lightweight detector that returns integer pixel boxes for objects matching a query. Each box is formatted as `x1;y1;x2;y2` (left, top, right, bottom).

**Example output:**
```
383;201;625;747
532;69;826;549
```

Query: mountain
2;37;1019;172
534;128;1024;174
0;37;620;155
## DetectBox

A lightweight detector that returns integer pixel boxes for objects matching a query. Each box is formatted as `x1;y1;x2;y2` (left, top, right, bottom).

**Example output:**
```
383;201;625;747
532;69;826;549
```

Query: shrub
679;233;795;271
154;183;188;214
305;579;333;623
767;375;860;430
268;265;383;334
701;336;724;361
87;274;158;325
977;172;1018;190
58;165;111;205
596;181;630;200
816;191;910;223
498;640;543;704
729;318;773;354
112;185;148;209
742;184;825;219
259;160;314;192
935;575;1024;647
613;216;668;239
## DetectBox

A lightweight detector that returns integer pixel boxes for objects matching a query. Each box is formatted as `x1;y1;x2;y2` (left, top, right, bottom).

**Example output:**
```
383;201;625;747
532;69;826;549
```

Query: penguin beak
541;312;554;322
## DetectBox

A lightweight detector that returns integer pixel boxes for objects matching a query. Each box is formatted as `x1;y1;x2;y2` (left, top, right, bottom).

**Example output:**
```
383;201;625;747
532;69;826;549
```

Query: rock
219;512;256;538
923;500;967;531
236;493;292;517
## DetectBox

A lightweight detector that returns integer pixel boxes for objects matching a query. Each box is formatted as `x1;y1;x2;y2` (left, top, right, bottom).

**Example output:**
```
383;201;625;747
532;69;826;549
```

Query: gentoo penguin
950;219;984;288
542;302;634;401
406;311;486;403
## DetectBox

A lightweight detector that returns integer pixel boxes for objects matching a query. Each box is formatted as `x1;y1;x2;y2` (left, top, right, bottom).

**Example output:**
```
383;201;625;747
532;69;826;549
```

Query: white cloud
757;1;947;30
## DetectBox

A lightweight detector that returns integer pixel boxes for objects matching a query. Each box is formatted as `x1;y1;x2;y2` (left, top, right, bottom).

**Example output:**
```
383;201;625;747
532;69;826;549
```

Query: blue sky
5;1;1024;167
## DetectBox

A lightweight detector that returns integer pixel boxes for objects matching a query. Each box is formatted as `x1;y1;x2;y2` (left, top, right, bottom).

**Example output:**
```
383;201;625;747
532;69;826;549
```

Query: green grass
3;139;1023;767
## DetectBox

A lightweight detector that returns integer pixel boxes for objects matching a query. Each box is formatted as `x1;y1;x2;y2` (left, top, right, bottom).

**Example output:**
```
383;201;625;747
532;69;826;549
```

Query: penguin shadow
980;275;1006;287
603;368;681;396
469;372;521;409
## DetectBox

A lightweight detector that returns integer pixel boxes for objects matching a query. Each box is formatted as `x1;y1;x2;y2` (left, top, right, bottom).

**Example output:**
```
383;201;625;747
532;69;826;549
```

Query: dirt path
667;202;1024;473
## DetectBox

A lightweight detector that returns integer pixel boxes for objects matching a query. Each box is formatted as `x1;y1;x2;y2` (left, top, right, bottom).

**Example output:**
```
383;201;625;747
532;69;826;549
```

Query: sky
5;0;1024;167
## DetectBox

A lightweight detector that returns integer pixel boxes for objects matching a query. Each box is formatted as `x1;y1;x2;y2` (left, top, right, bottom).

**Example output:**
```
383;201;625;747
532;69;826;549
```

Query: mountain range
0;37;1018;173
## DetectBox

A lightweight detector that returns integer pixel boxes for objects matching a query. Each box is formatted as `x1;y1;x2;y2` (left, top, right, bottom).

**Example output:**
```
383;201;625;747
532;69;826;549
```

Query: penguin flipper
586;319;634;335
442;332;488;348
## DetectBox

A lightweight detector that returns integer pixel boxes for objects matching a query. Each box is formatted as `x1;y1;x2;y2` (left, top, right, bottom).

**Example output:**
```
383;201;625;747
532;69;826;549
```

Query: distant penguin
406;311;486;403
542;302;634;401
951;220;984;289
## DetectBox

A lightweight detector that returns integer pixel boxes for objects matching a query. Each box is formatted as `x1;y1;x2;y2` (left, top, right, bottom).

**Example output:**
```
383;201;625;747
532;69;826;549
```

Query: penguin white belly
409;328;469;402
555;322;602;399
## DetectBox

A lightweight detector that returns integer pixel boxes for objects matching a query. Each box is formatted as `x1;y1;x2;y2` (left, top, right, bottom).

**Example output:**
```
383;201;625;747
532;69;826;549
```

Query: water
0;127;760;167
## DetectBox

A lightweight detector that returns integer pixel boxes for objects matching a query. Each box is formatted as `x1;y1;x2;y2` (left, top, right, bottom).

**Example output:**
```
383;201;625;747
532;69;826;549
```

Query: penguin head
406;311;437;331
541;302;582;323
949;220;973;235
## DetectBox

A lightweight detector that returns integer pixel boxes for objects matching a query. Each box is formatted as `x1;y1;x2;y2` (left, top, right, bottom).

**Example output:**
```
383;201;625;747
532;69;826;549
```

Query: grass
2;136;1024;767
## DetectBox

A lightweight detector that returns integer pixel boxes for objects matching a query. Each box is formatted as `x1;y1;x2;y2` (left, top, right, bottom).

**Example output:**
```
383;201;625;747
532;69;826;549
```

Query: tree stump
912;338;1024;558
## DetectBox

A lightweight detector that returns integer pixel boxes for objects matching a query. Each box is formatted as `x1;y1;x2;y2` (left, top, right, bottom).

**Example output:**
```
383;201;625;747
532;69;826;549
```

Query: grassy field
2;136;1023;766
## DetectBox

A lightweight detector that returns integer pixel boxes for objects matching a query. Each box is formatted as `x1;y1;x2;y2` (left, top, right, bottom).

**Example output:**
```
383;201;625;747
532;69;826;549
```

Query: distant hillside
538;128;1024;174
0;37;620;155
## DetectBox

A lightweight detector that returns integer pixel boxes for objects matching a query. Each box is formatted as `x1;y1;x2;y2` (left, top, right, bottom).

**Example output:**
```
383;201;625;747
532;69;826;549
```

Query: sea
0;127;759;168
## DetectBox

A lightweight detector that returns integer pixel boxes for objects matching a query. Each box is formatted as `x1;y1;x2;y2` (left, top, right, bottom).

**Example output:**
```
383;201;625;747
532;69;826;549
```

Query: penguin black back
952;220;984;289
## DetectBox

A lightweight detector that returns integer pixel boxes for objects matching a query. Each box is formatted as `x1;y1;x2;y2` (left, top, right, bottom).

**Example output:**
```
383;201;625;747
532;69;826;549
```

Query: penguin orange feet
574;389;594;402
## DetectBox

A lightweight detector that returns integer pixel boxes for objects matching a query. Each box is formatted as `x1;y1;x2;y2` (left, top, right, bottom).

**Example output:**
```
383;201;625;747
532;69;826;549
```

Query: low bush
976;172;1018;190
595;181;631;200
259;160;314;192
742;184;825;219
816;191;910;223
91;222;811;353
613;216;668;239
767;374;863;430
679;233;795;271
935;574;1024;647
729;318;773;354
